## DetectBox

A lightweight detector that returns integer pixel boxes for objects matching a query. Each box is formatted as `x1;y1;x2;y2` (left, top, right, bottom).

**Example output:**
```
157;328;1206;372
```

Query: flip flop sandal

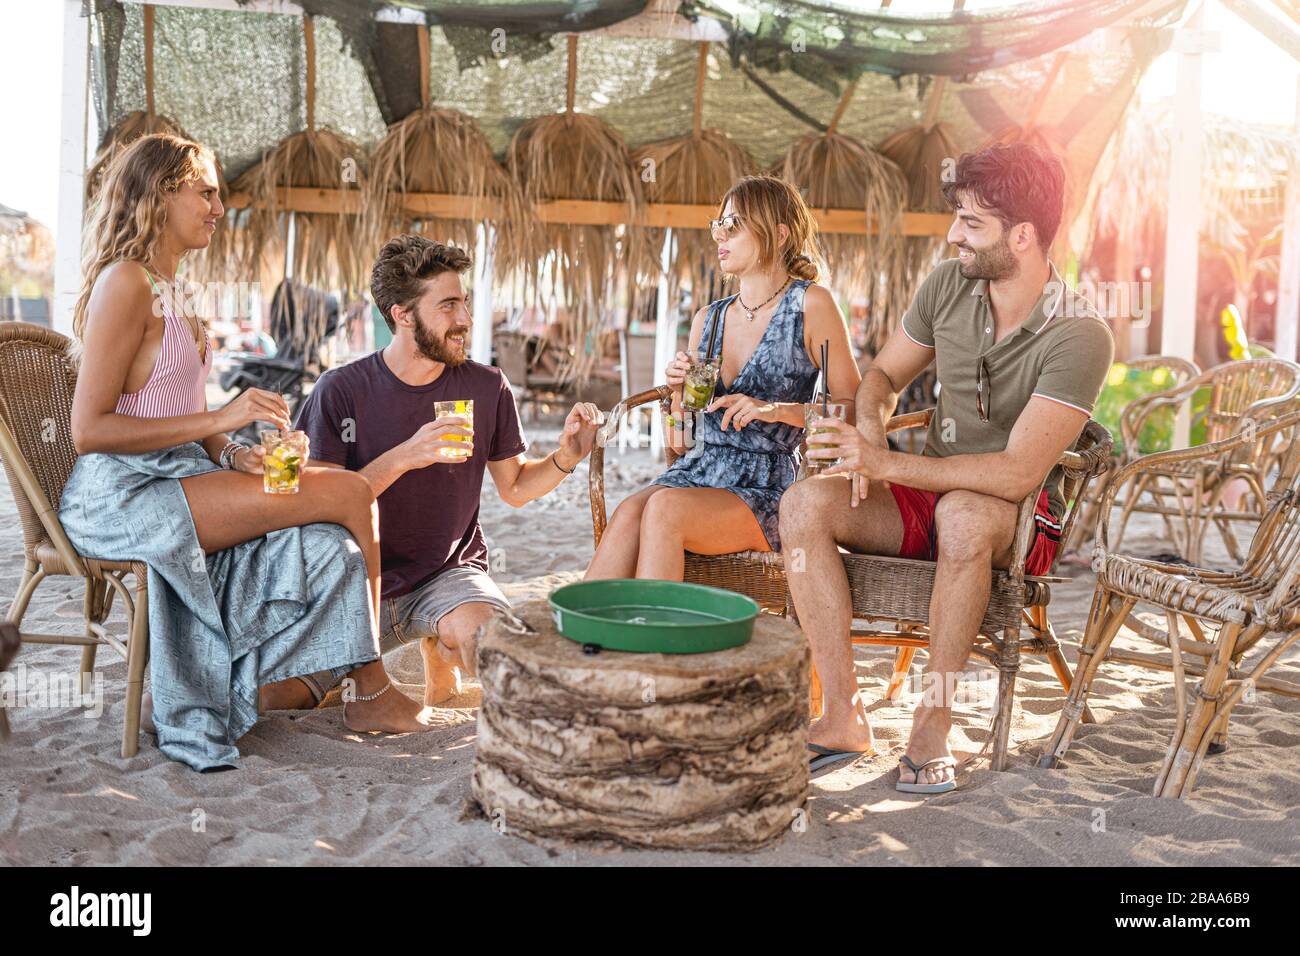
896;755;958;794
808;743;867;773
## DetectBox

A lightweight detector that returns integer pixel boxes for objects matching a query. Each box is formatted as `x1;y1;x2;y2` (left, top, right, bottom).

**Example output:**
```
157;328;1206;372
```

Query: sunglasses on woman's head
709;214;744;238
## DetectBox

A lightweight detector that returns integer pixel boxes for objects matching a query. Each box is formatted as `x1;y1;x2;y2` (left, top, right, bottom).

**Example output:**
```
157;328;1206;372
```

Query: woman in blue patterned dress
586;175;861;581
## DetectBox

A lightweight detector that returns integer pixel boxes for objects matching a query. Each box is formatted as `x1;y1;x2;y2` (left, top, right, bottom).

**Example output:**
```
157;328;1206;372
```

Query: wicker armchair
589;387;1114;771
1108;358;1300;565
1041;410;1300;798
1063;355;1200;556
809;410;1114;771
0;621;17;739
0;323;150;758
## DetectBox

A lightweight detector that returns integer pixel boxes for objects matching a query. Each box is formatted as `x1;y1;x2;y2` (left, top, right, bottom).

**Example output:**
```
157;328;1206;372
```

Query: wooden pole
692;42;708;137
224;187;955;235
1275;75;1300;361
565;34;578;126
143;4;155;118
304;14;316;132
418;23;431;111
826;80;857;136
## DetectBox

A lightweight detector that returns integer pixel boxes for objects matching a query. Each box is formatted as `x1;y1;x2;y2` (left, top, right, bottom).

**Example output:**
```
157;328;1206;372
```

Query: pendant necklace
737;277;790;322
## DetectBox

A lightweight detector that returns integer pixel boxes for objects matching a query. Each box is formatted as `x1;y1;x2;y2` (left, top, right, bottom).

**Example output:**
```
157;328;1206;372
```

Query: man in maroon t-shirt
285;235;601;709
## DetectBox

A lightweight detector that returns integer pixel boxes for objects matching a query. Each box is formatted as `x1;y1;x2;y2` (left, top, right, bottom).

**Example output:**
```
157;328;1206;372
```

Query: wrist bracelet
219;441;247;470
551;452;576;475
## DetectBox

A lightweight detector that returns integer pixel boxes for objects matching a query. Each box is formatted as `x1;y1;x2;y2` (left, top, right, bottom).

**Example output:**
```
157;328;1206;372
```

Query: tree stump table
471;598;809;851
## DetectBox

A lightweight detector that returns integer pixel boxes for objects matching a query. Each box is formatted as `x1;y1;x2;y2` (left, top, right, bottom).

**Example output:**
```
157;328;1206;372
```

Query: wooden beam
223;188;953;236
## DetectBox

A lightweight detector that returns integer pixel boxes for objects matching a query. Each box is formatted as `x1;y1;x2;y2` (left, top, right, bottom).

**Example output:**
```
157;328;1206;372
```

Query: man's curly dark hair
940;142;1065;254
371;234;473;332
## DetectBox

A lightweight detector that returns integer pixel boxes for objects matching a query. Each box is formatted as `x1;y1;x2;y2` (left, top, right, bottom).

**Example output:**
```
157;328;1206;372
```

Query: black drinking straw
820;340;829;414
705;302;722;364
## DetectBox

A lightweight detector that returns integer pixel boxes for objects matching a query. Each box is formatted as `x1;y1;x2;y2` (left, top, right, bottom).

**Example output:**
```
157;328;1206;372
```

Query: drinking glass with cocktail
681;360;720;413
260;429;309;493
803;402;846;475
433;399;474;460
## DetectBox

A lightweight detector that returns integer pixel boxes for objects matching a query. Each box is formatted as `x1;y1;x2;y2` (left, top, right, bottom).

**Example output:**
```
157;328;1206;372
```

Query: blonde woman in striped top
60;134;435;770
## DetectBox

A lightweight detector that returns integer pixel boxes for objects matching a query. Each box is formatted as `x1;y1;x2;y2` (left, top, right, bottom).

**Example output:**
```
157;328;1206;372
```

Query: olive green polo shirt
900;258;1114;516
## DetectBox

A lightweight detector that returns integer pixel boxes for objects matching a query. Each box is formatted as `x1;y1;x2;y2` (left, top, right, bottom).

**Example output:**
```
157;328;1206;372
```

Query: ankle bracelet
349;681;391;703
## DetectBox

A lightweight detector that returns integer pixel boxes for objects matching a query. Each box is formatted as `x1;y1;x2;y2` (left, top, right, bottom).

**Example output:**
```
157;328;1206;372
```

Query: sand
2;426;1298;866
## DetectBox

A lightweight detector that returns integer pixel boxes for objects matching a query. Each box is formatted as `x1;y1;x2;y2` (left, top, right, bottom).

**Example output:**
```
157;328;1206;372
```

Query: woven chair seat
684;549;787;613
841;554;1049;632
1094;553;1274;627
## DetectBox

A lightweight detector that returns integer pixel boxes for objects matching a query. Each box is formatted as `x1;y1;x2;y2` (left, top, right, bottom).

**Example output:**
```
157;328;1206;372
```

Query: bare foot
419;638;462;706
899;705;956;788
140;692;156;735
259;677;319;711
342;661;438;733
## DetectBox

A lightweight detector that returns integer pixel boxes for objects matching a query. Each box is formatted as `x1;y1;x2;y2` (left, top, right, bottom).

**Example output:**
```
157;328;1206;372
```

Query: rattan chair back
0;323;83;568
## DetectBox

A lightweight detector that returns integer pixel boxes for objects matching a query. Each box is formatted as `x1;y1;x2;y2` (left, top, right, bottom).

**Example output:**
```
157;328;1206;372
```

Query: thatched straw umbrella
774;80;907;345
629;43;757;312
364;24;523;264
502;34;646;379
231;14;368;294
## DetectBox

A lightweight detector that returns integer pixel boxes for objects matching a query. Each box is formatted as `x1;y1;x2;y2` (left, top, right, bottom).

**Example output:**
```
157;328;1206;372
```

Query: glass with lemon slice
260;430;309;494
434;399;474;460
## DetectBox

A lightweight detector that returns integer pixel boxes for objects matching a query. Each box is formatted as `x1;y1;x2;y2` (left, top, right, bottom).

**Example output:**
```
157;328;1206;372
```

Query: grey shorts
378;564;511;653
299;564;509;700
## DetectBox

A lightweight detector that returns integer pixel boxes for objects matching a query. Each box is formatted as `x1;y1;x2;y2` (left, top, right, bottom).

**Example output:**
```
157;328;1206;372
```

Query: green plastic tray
548;579;760;654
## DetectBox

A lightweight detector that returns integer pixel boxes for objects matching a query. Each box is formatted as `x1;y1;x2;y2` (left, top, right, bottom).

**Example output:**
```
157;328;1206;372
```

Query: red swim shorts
886;484;1062;577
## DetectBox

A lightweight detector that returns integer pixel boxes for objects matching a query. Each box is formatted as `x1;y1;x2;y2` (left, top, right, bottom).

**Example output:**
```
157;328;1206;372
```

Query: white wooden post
1159;8;1215;444
1275;75;1300;363
52;0;90;336
472;224;494;365
649;229;676;454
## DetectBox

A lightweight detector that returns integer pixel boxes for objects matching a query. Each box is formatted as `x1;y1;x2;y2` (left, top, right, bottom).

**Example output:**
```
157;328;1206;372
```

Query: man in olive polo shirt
781;142;1113;790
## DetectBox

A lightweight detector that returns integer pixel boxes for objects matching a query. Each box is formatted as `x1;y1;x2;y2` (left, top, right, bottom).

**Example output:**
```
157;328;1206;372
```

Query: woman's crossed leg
179;465;434;733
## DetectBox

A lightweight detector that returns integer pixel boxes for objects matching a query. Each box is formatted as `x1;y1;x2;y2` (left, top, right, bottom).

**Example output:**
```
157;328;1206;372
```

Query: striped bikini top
115;271;212;419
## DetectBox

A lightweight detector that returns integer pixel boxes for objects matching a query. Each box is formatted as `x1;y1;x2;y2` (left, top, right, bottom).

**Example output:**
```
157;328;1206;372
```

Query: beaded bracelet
219;441;247;470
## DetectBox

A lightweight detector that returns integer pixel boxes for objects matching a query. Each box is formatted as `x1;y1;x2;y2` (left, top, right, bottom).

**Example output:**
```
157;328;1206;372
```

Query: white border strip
901;322;935;350
1031;392;1091;415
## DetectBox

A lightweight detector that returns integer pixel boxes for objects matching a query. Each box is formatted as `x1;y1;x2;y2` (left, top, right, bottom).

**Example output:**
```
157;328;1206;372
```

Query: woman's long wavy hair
717;175;824;283
72;132;214;345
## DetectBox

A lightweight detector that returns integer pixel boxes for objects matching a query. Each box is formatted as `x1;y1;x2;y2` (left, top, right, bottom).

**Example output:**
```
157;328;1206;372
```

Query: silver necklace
737;277;790;322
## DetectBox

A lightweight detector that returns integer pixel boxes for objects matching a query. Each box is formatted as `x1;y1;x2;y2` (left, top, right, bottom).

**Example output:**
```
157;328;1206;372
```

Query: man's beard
412;310;469;366
957;232;1018;282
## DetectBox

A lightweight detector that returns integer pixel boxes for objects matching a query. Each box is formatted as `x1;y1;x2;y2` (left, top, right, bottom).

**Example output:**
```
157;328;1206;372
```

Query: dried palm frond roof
501;35;646;376
232;126;369;295
364;25;523;272
229;15;369;294
774;77;907;313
